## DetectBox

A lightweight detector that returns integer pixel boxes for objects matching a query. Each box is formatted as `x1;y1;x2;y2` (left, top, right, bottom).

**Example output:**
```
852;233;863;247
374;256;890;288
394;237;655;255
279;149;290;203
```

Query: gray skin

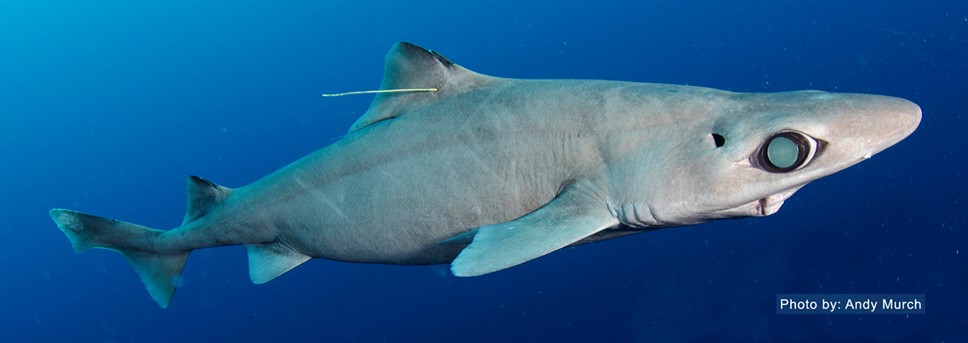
50;42;921;307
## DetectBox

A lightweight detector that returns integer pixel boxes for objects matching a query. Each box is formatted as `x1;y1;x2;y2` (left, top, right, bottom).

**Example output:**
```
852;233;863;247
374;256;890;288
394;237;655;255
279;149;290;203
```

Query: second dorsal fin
347;42;493;133
183;175;233;225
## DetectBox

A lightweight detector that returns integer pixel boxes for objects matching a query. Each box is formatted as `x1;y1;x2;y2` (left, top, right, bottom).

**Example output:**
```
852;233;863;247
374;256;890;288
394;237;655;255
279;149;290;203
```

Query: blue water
2;0;965;341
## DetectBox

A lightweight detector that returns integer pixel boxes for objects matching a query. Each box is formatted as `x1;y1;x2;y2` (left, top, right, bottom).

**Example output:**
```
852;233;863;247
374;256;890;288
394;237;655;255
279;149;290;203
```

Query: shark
50;42;921;308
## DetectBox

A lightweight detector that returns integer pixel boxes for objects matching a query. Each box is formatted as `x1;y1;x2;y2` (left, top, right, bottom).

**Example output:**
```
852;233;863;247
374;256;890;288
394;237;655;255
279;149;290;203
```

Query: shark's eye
757;131;818;172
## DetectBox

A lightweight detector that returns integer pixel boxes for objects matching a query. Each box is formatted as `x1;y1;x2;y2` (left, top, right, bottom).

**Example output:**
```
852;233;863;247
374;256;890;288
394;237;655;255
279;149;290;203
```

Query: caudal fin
49;209;188;308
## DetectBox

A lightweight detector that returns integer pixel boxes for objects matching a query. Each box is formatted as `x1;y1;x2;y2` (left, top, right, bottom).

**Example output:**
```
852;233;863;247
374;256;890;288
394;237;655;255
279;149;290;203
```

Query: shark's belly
249;126;578;265
287;152;556;263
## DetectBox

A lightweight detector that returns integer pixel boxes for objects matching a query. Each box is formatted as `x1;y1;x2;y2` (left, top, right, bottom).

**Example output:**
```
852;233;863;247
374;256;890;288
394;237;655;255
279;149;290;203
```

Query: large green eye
767;136;799;169
757;131;818;173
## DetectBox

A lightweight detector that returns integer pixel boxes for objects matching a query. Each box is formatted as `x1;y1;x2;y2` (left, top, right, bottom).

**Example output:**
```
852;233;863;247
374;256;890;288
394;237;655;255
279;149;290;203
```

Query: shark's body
51;42;921;307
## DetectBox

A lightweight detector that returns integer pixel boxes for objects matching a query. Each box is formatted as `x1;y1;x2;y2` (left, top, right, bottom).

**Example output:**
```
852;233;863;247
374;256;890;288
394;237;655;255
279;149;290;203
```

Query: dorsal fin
348;42;493;133
183;175;233;225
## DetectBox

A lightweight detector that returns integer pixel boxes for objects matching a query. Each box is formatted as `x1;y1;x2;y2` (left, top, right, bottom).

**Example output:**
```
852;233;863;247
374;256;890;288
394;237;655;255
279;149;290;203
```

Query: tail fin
49;209;188;308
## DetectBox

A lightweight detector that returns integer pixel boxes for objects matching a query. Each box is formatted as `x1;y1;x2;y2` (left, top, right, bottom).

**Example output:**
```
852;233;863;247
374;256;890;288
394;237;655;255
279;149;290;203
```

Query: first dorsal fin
348;42;493;133
183;175;233;225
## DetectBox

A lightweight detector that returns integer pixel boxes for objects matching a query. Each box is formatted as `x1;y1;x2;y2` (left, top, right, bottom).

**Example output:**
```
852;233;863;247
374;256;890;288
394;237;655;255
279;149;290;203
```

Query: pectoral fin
450;185;618;276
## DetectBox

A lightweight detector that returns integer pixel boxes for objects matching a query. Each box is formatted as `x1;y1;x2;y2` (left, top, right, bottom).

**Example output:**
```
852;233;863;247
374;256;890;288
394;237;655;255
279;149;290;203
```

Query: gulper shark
50;42;921;308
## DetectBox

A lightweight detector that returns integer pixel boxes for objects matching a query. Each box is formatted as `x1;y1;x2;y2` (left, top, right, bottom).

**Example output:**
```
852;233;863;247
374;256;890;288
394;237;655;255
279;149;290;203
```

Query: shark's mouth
708;185;805;220
753;186;803;216
756;195;785;216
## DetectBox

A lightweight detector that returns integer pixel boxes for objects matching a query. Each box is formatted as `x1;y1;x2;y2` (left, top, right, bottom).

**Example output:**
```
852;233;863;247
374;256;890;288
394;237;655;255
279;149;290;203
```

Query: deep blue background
2;0;965;341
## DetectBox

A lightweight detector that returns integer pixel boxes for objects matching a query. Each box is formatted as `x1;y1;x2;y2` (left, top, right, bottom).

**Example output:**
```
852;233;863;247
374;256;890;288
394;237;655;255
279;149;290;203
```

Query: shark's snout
823;95;922;166
866;97;922;156
893;98;922;139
